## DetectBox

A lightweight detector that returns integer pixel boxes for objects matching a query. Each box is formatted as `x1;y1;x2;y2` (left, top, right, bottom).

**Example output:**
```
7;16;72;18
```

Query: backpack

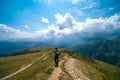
55;51;60;55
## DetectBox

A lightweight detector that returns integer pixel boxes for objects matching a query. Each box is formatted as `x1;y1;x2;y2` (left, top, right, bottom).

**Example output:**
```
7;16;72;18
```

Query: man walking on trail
54;48;60;67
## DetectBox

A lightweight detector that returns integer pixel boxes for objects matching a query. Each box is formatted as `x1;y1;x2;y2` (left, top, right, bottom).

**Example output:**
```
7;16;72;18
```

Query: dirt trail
64;58;90;80
0;62;34;80
48;55;90;80
48;60;65;80
0;54;45;80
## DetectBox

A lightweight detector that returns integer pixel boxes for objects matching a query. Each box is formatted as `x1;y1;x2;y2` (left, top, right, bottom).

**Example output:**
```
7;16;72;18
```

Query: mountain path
48;55;90;80
0;54;46;80
64;58;90;80
48;59;65;80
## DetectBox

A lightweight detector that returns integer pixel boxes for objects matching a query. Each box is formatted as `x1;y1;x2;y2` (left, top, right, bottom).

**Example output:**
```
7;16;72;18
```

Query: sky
0;0;120;44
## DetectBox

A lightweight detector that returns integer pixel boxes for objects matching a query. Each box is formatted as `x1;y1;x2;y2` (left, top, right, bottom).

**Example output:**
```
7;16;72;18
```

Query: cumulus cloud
55;13;75;29
41;17;49;23
0;13;120;44
37;13;120;42
0;24;34;40
52;13;120;42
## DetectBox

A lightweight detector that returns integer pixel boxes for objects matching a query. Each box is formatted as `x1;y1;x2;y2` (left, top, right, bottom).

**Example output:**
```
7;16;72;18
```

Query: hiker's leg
54;57;58;67
54;57;56;66
56;57;59;67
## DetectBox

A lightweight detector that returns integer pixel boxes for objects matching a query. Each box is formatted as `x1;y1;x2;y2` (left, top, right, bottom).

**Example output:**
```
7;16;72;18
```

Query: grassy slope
0;47;120;80
68;52;120;80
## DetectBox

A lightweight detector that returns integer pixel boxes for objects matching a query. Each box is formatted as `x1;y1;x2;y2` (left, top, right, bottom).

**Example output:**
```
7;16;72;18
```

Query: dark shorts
54;55;59;59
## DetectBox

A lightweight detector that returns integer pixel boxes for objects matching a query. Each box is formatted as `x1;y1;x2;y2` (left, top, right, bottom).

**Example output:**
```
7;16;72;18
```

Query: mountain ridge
0;47;120;80
73;37;120;67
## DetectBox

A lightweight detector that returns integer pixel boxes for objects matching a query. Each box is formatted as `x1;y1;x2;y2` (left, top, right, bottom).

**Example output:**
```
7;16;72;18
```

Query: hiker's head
55;48;58;50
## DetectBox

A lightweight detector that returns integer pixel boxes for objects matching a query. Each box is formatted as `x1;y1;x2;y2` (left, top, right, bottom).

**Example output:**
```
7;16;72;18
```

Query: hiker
54;48;60;67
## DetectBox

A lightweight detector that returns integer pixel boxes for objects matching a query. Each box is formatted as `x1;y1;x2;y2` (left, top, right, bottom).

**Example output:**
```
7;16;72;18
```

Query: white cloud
53;13;120;39
24;25;29;28
55;12;75;29
0;13;120;43
38;13;120;40
41;17;49;23
0;24;34;40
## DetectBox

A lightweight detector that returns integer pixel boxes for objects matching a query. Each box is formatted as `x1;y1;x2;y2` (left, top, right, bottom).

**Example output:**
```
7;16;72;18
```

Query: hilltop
0;47;120;80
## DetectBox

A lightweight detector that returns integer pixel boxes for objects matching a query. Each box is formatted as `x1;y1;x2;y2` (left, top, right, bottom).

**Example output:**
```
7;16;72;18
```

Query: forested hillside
73;37;120;67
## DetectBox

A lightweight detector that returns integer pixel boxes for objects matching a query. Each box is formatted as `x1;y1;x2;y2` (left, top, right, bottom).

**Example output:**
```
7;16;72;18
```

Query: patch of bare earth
64;58;90;80
48;60;65;80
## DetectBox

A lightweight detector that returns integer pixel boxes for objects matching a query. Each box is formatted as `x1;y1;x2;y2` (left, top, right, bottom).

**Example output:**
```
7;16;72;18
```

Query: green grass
0;47;120;80
0;47;52;78
0;52;43;78
7;52;54;80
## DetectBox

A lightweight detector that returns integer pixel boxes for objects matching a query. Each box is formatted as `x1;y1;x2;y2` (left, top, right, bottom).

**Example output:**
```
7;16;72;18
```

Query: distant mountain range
0;41;74;56
0;41;49;56
73;37;120;67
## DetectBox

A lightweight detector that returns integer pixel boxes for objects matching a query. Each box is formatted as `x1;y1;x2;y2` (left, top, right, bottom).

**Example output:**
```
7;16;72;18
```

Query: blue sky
0;0;120;43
